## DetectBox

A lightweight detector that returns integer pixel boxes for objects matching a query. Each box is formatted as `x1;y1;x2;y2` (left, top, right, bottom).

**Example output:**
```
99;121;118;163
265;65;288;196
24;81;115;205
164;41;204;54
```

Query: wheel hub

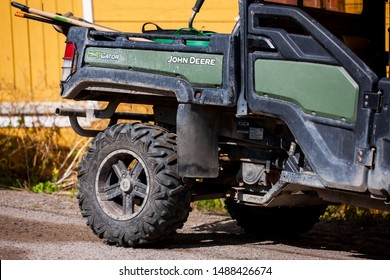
120;178;133;192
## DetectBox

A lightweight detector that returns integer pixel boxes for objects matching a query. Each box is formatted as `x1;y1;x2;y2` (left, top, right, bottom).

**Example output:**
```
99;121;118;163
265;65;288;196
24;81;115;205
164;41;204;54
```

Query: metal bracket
236;92;248;116
236;171;324;206
357;147;375;167
363;91;382;111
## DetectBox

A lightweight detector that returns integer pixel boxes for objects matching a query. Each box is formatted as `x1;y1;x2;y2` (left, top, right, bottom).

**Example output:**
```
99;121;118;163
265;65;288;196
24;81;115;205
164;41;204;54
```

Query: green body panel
84;47;223;86
254;60;359;122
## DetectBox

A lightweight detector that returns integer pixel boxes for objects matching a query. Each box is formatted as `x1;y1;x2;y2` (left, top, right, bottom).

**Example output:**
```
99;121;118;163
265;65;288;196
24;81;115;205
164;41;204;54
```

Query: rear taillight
64;42;76;60
62;42;77;82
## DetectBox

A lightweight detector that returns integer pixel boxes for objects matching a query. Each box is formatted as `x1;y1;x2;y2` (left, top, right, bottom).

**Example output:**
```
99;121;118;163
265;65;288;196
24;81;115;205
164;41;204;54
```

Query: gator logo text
87;51;120;61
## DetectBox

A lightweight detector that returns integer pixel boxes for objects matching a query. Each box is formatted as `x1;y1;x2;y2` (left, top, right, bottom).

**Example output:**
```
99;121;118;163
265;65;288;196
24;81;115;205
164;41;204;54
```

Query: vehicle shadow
294;220;390;259
156;217;257;248
159;217;390;259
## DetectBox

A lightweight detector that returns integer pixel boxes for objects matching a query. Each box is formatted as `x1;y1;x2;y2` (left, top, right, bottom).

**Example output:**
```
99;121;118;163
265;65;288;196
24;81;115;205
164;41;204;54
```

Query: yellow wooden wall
0;0;83;102
92;0;238;34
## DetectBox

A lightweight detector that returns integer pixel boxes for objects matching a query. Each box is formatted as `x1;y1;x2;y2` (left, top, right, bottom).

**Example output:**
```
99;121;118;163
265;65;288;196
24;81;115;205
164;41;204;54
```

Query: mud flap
177;104;220;178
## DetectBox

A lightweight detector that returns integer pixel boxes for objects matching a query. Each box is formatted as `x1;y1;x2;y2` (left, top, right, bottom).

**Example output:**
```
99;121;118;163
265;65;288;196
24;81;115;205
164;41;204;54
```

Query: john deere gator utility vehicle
12;0;390;246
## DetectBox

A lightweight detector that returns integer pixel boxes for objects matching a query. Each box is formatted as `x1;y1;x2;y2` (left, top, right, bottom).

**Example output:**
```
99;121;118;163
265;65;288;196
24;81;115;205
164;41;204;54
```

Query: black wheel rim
95;149;149;220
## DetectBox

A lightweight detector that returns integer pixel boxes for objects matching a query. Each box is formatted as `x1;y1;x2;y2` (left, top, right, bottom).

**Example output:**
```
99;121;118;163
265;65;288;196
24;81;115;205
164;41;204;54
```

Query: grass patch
0;127;90;192
321;204;390;226
193;199;228;215
31;181;62;194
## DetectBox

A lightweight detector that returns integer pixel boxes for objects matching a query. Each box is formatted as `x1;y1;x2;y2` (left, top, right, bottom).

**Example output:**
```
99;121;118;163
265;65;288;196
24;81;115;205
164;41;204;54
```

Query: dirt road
0;189;389;260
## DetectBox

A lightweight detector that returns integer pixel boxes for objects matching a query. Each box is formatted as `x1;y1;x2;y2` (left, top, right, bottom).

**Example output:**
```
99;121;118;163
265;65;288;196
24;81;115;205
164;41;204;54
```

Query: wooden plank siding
0;0;83;102
92;0;238;33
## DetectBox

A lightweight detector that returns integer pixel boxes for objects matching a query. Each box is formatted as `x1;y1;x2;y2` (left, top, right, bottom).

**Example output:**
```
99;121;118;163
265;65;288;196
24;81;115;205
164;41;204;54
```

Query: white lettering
100;53;120;60
168;55;217;66
168;55;189;64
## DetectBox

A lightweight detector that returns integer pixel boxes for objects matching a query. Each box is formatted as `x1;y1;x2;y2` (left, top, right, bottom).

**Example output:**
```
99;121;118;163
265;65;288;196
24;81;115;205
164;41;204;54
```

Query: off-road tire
226;200;325;239
77;123;191;247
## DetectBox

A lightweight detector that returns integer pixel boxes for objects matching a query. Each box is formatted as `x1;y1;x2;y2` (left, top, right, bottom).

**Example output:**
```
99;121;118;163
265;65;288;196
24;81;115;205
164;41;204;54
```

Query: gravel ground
0;189;389;260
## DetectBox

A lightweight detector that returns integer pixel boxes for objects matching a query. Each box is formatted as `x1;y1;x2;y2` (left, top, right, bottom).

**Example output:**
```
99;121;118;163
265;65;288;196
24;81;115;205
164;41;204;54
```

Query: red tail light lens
64;42;76;60
62;42;77;82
